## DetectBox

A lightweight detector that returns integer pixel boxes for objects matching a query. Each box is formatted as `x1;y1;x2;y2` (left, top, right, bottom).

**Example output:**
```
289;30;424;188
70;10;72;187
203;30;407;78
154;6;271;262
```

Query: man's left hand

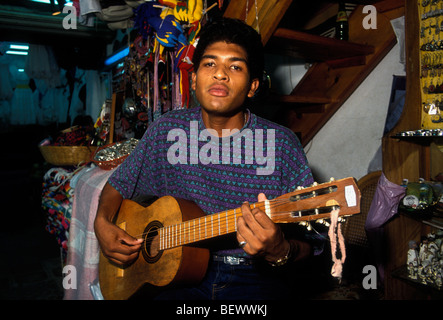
237;193;290;262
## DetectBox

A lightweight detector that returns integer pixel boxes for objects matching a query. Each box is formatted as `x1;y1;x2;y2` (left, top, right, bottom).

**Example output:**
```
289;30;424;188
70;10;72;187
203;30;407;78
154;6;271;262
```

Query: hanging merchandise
130;1;204;111
175;38;197;109
96;0;135;30
121;38;153;135
133;2;162;40
111;0;224;134
93;99;112;144
418;1;443;129
78;0;101;27
154;14;189;49
41;166;85;263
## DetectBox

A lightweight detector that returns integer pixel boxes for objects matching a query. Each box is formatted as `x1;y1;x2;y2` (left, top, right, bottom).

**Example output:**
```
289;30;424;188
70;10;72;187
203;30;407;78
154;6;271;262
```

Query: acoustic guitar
99;177;361;300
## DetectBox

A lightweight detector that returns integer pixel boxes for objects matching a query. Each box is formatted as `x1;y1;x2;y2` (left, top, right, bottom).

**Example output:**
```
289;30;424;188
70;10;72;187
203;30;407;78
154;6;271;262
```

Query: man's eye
231;65;242;71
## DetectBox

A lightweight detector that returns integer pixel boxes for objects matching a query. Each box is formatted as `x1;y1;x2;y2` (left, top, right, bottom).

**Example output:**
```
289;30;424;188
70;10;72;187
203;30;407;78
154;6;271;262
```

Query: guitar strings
134;197;337;247
138;197;328;243
129;197;290;240
129;183;342;241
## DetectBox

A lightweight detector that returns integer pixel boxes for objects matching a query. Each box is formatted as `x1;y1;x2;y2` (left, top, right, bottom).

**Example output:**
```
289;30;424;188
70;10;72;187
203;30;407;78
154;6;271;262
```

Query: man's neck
201;110;248;137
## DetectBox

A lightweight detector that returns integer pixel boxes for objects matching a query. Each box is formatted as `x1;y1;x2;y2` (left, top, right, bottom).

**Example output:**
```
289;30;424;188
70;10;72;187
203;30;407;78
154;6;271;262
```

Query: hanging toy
186;0;203;23
175;41;196;108
158;0;177;8
187;20;201;44
152;14;188;49
133;2;162;39
158;0;203;24
173;1;188;22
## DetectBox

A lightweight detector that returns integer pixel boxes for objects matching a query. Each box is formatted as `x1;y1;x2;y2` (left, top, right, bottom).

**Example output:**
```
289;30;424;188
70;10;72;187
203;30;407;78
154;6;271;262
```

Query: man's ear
247;78;260;98
191;72;197;91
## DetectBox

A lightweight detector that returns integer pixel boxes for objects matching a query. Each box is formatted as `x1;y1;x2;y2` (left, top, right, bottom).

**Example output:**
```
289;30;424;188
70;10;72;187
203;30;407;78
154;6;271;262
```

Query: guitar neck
158;203;260;251
157;177;361;251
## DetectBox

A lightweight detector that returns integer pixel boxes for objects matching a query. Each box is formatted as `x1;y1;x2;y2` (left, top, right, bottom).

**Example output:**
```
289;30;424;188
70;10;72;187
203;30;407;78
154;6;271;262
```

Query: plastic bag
364;172;405;284
365;172;406;231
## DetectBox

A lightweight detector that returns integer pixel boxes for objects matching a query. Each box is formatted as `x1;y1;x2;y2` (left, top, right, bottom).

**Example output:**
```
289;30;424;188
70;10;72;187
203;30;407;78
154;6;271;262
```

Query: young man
94;18;314;300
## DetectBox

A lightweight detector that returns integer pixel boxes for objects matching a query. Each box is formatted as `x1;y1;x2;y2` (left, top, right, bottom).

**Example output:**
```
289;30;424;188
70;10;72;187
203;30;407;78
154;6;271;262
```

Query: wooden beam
382;0;421;184
223;0;292;45
287;104;326;114
374;0;405;13
326;55;367;69
267;28;374;61
274;94;334;104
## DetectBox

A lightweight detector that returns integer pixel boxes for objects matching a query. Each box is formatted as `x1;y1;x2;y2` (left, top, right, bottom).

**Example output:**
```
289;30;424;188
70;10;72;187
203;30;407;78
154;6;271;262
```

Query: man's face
191;41;259;117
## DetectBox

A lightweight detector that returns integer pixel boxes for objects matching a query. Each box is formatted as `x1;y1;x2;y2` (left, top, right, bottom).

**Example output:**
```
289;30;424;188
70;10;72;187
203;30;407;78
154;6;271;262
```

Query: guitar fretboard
155;177;360;251
158;202;264;250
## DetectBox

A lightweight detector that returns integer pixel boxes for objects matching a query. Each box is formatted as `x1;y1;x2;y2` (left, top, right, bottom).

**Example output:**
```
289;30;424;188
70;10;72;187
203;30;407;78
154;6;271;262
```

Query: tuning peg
329;177;335;182
296;186;304;190
316;219;330;227
338;217;346;223
299;221;312;231
312;182;318;187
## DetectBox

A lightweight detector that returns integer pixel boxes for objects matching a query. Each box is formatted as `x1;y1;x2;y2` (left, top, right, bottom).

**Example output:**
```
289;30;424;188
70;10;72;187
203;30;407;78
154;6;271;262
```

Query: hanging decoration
418;0;443;129
114;0;223;133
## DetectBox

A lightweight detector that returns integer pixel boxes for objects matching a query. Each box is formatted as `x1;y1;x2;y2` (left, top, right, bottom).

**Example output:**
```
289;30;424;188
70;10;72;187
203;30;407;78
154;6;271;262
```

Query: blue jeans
155;259;289;300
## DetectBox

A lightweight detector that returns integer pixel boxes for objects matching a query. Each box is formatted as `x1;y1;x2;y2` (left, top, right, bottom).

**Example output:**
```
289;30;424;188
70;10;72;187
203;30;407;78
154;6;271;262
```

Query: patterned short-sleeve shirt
108;107;313;215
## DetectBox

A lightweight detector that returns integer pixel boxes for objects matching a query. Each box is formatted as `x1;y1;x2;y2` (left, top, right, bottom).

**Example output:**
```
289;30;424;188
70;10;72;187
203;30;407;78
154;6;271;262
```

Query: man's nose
213;66;229;81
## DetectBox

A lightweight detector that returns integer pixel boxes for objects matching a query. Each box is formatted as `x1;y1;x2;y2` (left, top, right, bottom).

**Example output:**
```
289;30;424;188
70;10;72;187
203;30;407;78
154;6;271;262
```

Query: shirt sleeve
107;126;156;199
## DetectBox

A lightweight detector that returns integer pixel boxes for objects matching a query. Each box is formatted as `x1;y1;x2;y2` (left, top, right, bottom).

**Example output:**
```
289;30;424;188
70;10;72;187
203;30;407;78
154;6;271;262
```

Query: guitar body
99;177;361;300
99;196;210;300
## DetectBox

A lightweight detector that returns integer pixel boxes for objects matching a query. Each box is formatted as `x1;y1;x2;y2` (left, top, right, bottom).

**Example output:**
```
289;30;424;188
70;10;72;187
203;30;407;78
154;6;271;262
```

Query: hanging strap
328;208;346;280
153;43;161;120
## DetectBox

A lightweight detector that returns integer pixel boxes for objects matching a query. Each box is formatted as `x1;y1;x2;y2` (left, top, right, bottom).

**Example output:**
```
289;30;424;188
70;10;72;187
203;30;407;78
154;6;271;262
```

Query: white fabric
64;166;115;300
25;45;61;88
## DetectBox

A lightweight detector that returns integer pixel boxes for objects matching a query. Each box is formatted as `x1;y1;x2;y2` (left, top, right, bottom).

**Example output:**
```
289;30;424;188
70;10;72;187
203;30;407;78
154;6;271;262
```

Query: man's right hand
94;182;143;266
94;215;143;266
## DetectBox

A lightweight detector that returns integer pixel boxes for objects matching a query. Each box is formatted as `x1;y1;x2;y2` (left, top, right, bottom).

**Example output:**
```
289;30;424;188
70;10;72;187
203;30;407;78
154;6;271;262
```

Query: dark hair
192;18;264;82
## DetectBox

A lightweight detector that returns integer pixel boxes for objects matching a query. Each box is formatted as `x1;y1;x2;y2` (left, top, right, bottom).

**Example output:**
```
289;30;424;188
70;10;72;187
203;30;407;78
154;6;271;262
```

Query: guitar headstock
269;177;361;225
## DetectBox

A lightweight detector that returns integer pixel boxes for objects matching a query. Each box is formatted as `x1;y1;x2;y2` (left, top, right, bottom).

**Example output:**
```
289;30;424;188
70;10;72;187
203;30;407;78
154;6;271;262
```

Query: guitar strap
328;208;346;281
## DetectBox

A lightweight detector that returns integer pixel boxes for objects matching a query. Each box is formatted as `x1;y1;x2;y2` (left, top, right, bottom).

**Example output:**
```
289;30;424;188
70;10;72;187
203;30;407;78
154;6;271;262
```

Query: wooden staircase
224;0;404;146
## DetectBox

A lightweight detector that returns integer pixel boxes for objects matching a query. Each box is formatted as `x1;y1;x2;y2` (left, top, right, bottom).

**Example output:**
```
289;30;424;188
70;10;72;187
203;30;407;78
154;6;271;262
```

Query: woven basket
39;145;98;166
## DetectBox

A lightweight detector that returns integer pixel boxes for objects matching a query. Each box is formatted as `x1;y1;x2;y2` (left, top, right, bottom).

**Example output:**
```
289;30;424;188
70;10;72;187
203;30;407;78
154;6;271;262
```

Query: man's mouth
208;84;229;97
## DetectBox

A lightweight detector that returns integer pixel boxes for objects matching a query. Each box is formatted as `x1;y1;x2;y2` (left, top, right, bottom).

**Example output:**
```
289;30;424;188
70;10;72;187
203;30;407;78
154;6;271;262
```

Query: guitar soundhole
141;221;163;263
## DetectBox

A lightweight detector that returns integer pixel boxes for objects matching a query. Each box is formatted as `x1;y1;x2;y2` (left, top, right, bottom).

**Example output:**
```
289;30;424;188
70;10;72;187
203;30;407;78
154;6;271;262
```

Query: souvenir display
104;1;225;141
406;232;443;290
400;178;436;212
393;128;443;137
92;138;139;170
419;0;443;129
399;177;443;218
